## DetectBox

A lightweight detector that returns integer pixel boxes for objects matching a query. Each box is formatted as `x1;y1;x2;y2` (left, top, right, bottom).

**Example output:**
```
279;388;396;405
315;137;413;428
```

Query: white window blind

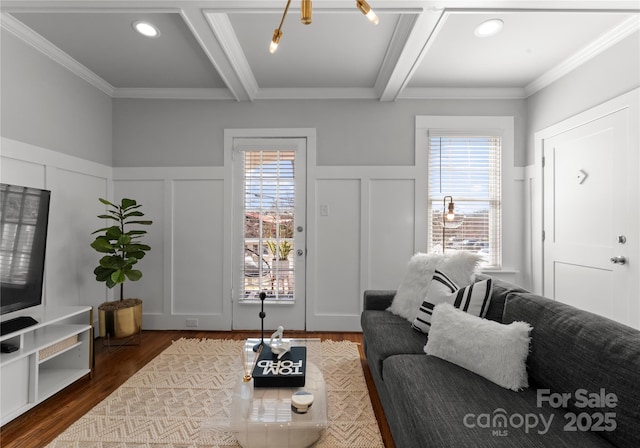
240;149;296;301
428;132;502;268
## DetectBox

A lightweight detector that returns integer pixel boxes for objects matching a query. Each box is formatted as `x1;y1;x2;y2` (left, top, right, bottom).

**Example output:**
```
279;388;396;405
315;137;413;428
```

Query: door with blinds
232;138;306;330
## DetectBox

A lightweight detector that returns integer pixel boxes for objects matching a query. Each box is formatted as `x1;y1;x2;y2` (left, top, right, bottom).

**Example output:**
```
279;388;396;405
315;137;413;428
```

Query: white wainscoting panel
314;179;361;322
0;158;46;189
113;179;165;315
113;168;230;330
172;179;225;316
50;168;110;310
1;138;111;327
368;179;416;290
309;166;420;331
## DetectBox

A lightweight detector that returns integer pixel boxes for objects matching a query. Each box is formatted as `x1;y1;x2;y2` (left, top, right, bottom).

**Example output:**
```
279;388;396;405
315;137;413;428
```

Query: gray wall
525;31;640;165
0;29;112;166
113;98;527;167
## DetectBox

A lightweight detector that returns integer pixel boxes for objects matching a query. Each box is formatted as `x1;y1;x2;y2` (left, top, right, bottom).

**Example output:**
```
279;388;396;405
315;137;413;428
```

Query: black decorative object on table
252;345;307;388
253;291;267;352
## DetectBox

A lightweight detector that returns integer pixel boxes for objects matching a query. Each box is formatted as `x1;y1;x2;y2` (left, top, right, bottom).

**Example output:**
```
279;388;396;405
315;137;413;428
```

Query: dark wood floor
0;330;395;448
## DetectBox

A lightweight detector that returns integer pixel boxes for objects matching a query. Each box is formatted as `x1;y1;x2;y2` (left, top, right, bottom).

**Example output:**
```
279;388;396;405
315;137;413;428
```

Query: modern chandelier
270;0;379;53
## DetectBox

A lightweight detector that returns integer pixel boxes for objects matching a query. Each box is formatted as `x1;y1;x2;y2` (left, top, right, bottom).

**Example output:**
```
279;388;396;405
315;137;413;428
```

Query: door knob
610;256;626;265
297;249;304;256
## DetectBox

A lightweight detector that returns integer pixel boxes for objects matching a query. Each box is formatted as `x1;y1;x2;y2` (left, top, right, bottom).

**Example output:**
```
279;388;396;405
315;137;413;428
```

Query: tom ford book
252;346;307;387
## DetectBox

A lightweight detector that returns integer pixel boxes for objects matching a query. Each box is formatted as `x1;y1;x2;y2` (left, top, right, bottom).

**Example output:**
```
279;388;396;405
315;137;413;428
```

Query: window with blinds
241;150;296;301
428;133;501;268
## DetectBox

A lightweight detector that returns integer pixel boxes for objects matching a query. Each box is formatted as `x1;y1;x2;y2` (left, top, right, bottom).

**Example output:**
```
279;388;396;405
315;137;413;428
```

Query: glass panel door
232;138;306;330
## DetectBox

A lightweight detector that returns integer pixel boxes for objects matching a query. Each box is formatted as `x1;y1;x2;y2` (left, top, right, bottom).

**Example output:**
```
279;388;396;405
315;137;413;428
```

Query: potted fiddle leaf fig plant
91;197;152;339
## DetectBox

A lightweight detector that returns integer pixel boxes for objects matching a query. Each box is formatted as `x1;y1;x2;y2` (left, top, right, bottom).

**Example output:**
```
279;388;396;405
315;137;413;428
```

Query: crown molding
255;88;380;100
525;14;640;97
399;87;526;99
110;86;527;100
112;88;235;100
0;12;115;96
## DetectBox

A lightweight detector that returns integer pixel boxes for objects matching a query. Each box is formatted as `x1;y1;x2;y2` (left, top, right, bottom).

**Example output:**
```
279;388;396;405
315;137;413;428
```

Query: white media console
0;306;93;425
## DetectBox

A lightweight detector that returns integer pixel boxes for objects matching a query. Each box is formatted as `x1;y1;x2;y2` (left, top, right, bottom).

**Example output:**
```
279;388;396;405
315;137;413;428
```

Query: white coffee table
230;338;327;448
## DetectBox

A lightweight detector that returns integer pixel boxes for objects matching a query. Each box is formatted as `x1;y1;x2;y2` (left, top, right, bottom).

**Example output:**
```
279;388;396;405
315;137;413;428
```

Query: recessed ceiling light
474;19;504;38
133;21;160;38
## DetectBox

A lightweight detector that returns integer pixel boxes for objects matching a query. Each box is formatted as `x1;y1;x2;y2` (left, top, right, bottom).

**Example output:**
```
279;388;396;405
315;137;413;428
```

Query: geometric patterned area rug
46;338;384;448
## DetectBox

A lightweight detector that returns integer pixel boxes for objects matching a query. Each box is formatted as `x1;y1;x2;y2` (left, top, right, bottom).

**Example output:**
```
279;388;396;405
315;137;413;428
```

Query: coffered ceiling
1;1;638;102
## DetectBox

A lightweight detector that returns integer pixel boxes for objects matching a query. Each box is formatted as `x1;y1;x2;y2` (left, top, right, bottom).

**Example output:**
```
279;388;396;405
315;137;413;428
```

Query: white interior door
232;138;306;330
543;108;637;327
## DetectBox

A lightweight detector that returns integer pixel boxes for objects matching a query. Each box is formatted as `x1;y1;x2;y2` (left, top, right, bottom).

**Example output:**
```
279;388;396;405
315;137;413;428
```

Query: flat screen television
0;183;51;335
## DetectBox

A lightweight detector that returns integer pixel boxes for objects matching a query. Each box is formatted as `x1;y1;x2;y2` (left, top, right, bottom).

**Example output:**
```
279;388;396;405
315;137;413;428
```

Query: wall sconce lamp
442;196;463;253
444;196;456;223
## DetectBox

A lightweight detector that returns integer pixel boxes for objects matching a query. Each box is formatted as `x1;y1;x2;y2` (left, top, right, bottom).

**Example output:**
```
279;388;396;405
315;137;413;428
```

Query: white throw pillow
425;303;532;391
387;251;480;322
411;269;492;334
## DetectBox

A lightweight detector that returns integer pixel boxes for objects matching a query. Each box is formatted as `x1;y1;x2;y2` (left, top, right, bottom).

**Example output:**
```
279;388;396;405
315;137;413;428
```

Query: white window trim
415;116;517;273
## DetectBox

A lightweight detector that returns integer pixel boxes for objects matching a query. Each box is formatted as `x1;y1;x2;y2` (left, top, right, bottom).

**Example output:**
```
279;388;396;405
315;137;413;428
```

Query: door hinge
542;156;545;167
542;230;546;242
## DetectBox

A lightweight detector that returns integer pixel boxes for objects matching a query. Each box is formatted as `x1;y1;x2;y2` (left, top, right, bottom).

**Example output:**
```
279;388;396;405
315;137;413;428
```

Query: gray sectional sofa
361;274;640;448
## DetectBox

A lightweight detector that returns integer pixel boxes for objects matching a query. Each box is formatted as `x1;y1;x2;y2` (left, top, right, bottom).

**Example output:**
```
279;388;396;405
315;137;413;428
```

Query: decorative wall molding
0;137;113;328
525;15;640;96
399;87;527;100
0;12;115;96
112;88;235;100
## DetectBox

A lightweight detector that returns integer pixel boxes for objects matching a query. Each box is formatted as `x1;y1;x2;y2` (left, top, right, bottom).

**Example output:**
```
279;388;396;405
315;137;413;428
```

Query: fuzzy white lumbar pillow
387;251;481;322
424;303;532;391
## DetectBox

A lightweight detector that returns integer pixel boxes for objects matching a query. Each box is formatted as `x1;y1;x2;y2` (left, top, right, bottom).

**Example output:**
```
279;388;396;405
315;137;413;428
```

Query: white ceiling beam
377;10;445;102
205;12;258;101
374;13;420;100
180;7;253;101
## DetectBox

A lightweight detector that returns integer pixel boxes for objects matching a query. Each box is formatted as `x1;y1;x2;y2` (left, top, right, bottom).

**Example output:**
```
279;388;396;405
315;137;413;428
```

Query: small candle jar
291;390;314;414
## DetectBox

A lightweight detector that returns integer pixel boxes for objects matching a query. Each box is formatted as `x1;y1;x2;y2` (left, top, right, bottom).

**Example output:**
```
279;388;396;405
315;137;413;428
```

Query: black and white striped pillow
412;269;493;334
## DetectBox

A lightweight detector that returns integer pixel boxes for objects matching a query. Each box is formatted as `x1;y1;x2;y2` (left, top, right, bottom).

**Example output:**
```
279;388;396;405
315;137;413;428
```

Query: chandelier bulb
357;0;379;25
269;0;378;53
366;10;379;25
270;29;282;54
